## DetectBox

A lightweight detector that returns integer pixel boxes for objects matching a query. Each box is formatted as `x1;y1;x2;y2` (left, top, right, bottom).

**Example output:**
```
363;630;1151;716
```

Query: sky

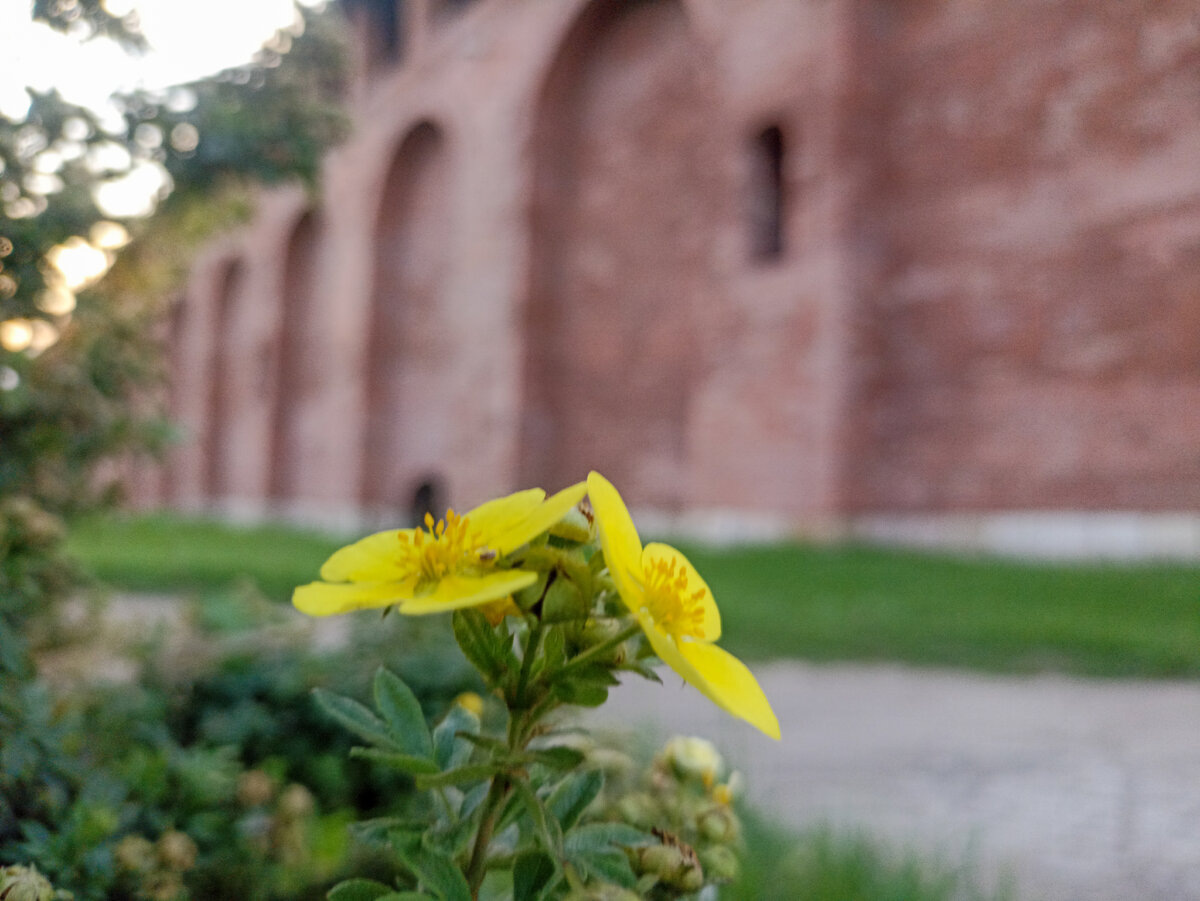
0;0;326;217
0;0;320;122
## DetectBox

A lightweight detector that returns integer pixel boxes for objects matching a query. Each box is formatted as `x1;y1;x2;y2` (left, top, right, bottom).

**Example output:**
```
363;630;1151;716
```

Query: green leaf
620;659;663;684
512;778;563;857
374;667;434;759
563;824;649;889
313;689;400;751
394;839;471;901
452;609;506;684
377;894;438;901
563;823;650;852
513;849;557;901
546;769;603;830
349;747;441;775
327;878;395;901
553;678;609;707
528;745;586;772
414;763;499;791
571;848;636;887
432;704;480;770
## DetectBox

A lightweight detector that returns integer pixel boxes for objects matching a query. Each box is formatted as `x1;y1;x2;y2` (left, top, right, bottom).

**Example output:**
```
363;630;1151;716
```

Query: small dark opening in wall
749;124;786;261
347;0;404;65
409;475;445;526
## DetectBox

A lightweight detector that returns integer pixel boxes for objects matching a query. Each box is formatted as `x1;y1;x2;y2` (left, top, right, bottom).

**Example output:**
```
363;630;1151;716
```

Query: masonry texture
145;0;1200;539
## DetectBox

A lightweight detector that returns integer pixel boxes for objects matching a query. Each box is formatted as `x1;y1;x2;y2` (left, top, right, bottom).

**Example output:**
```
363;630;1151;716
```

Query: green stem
465;773;510;899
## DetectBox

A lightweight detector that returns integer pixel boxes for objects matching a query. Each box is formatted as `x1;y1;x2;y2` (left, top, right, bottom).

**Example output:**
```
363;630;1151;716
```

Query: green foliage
724;817;1015;901
71;512;1200;679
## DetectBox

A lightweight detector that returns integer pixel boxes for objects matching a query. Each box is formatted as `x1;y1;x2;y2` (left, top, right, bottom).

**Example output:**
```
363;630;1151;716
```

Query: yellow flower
586;472;780;740
293;483;586;617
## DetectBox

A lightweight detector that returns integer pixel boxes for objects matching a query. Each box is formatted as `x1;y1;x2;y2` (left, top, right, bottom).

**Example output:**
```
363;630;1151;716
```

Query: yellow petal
642;542;721;642
293;580;414;616
491;481;588;555
466;488;546;539
319;529;413;582
586;471;644;608
638;618;779;739
678;640;780;740
398;570;539;615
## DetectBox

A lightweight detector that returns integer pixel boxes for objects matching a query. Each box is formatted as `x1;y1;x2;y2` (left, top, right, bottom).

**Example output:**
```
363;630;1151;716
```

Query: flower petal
293;580;414;616
638;618;779;739
398;570;539;615
677;640;780;740
490;481;587;555
319;529;413;582
586;471;644;608
466;488;546;539
642;542;721;642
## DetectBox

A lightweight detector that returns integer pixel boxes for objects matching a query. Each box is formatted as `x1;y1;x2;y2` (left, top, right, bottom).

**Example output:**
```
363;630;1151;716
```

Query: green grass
727;815;1015;901
66;513;1200;679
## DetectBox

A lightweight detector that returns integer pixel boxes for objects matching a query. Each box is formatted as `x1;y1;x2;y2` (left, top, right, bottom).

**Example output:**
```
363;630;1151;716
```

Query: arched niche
519;0;721;509
203;257;246;499
360;120;452;511
269;208;324;502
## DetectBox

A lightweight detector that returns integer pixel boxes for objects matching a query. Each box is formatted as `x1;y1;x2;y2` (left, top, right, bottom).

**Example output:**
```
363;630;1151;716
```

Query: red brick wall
846;0;1200;512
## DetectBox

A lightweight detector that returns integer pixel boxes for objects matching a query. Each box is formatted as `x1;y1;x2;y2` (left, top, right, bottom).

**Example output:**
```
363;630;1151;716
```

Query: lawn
67;512;1200;679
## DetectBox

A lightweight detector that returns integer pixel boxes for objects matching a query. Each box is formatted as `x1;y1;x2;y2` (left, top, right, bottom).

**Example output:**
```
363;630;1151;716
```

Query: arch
203;257;245;499
268;208;324;501
519;0;722;509
359;120;452;511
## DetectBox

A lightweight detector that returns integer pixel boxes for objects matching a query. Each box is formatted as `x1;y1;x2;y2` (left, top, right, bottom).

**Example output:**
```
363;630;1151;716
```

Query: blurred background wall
146;0;1200;555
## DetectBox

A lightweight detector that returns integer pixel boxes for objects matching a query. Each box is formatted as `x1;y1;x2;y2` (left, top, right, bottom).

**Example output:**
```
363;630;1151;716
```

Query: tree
0;4;351;892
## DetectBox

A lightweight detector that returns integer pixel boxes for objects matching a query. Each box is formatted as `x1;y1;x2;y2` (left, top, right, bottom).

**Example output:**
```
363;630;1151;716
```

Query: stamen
642;556;707;639
396;508;491;586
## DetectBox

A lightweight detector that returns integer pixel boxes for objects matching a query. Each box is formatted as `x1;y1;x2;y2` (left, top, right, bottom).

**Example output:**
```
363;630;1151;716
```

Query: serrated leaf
547;769;603;830
327;878;395;901
349;747;441;775
432;704;480;770
513;849;557;901
314;689;400;750
452;609;505;684
414;763;499;791
394;840;471;901
375;668;434;759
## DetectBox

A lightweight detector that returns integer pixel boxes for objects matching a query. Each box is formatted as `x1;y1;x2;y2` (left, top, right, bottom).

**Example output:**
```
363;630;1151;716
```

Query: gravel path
585;662;1200;901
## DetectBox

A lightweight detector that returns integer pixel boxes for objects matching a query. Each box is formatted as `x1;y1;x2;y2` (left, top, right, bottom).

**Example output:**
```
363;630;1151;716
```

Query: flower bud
454;691;484;718
114;835;157;873
548;507;593;544
614;793;658;829
0;865;54;901
237;769;275;808
660;736;724;788
155;830;197;872
276;784;314;820
698;806;739;844
698;844;739;882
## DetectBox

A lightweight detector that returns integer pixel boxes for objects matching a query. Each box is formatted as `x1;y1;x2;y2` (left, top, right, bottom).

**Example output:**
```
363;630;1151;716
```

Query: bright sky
0;0;321;122
0;0;326;218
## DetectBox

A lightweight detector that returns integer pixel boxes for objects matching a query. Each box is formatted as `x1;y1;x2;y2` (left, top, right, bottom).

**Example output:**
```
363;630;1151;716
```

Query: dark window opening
749;124;786;261
347;0;405;66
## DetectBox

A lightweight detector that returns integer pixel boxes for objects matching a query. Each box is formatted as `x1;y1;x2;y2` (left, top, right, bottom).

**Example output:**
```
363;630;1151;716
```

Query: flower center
397;510;492;588
641;556;707;640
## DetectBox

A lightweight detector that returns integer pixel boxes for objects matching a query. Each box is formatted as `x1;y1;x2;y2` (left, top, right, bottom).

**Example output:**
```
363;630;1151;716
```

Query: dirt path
587;662;1200;901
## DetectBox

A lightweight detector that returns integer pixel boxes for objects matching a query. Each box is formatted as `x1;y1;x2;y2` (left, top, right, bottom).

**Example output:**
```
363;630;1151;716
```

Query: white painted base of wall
849;512;1200;561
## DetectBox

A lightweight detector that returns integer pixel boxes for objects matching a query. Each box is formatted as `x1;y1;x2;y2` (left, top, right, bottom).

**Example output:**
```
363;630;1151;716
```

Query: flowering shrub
296;472;778;901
